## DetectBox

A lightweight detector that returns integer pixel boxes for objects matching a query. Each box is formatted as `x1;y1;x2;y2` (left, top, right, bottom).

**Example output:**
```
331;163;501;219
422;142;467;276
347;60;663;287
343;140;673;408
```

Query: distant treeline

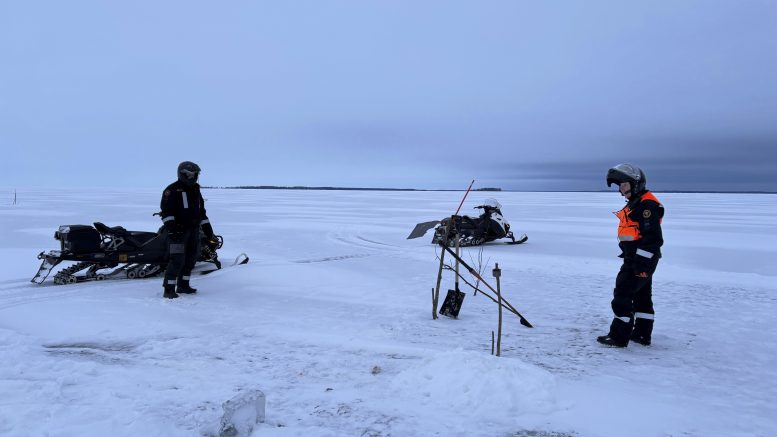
205;186;503;192
202;186;774;194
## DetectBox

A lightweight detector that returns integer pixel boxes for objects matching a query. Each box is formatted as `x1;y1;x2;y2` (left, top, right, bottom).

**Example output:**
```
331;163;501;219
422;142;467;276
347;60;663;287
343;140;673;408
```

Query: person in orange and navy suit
597;164;664;347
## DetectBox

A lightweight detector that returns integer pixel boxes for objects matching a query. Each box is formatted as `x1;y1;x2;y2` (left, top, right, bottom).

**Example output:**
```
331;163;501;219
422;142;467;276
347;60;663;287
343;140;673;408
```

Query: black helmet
177;161;201;185
607;163;646;194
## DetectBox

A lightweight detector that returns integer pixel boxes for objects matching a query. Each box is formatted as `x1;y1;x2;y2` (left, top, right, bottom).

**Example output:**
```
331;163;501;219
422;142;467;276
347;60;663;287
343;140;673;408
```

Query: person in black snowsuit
159;161;215;299
597;163;664;347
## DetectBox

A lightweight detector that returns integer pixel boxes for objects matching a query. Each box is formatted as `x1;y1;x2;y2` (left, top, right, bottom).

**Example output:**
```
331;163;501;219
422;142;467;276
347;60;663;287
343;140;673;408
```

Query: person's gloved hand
632;255;652;277
207;234;222;250
201;221;215;239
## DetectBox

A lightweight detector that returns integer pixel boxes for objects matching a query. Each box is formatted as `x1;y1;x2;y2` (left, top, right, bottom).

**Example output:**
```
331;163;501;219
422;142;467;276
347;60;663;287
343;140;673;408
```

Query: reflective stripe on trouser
164;229;200;286
608;261;655;343
178;275;192;288
608;316;633;344
632;274;655;339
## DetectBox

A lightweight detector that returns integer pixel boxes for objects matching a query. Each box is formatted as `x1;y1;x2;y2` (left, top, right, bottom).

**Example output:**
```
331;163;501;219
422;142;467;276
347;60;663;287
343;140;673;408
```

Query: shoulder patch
643;209;652;219
164;190;171;197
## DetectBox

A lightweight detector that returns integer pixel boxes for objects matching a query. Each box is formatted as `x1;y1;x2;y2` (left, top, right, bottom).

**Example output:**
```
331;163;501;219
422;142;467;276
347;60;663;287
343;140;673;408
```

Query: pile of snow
390;348;557;421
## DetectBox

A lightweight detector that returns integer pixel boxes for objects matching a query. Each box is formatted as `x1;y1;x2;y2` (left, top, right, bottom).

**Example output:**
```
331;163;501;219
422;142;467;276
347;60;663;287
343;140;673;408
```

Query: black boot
631;316;653;346
597;335;628;347
598;316;632;347
177;280;197;294
177;284;197;294
163;285;179;299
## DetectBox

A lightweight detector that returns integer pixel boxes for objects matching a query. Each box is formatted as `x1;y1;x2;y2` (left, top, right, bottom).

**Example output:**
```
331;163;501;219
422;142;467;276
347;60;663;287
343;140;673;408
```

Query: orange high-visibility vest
615;192;662;242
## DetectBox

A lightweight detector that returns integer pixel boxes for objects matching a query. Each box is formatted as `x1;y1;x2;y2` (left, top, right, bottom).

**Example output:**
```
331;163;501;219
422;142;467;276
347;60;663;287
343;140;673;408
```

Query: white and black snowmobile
31;221;240;285
430;199;528;247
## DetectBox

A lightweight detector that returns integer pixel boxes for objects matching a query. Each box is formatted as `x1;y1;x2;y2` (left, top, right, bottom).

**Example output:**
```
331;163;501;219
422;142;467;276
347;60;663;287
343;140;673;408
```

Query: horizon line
203;185;777;194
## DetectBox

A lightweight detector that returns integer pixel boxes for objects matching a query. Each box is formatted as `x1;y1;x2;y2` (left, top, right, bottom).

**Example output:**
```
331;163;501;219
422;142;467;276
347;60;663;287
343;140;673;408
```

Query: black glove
202;222;215;240
632;255;653;277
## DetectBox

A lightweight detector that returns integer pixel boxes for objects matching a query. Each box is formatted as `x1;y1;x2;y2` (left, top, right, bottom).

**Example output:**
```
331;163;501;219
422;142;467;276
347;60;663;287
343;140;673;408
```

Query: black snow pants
163;228;199;290
607;260;657;344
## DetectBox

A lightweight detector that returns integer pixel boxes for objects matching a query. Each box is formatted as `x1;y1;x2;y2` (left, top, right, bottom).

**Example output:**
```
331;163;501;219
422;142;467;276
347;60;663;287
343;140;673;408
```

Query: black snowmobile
31;221;241;285
430;199;527;247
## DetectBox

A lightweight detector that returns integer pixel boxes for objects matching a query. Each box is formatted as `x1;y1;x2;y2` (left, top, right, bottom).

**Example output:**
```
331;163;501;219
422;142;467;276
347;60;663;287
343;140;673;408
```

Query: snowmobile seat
93;222;156;249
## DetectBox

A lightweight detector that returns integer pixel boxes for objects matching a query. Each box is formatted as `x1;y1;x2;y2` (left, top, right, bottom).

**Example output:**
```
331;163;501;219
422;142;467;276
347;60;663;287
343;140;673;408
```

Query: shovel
439;287;466;318
440;233;466;318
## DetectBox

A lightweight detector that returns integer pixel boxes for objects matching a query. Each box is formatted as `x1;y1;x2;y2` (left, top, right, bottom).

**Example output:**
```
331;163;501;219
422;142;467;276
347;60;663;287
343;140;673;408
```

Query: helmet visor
607;164;640;187
180;168;199;182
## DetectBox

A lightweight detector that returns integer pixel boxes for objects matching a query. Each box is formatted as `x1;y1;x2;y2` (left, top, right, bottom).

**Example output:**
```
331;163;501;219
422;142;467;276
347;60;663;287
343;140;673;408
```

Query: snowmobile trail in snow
0;280;116;310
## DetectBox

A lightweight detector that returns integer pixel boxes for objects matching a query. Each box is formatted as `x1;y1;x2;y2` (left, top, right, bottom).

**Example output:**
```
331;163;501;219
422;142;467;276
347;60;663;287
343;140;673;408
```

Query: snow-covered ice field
0;188;775;437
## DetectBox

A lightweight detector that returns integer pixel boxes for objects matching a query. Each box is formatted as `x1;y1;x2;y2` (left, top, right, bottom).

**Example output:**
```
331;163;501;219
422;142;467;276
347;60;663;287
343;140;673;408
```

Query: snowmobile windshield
481;198;502;209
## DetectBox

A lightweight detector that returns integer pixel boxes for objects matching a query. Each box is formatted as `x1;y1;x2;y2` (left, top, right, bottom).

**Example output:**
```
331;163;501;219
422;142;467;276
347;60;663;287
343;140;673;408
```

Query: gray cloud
1;1;775;192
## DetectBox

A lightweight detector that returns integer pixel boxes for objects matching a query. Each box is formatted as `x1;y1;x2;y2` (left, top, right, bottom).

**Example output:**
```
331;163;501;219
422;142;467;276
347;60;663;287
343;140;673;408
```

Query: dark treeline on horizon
205;186;503;192
202;186;775;194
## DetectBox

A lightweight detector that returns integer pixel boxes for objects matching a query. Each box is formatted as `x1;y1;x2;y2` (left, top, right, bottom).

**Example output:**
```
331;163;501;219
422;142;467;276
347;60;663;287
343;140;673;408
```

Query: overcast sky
2;1;776;192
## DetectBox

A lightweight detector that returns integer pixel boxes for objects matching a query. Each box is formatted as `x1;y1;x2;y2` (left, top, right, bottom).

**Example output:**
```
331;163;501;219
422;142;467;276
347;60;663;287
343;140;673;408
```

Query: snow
0;188;775;437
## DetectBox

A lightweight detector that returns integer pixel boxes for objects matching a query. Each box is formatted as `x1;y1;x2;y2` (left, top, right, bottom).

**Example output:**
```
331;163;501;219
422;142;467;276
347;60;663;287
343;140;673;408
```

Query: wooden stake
431;180;474;320
493;263;503;357
431;288;435;319
440;244;533;328
432;237;447;319
454;230;460;293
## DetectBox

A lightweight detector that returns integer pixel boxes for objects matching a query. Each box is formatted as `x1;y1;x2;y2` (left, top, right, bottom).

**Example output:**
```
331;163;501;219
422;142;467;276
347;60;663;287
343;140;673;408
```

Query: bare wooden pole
432;180;474;320
443;263;521;319
432;244;446;319
431;288;435;319
440;245;533;328
454;179;475;216
493;263;503;357
454;231;461;293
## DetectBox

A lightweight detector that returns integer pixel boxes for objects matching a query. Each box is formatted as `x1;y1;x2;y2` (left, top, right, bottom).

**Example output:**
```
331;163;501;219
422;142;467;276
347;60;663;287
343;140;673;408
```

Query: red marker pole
454;179;475;216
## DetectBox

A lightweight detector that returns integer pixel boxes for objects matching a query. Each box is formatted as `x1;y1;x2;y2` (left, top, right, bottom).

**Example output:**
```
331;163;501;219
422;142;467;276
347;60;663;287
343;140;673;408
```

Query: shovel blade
439;289;466;318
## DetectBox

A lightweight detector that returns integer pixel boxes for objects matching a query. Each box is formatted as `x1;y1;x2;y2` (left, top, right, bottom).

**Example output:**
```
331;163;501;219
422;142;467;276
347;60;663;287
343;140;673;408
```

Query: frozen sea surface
0;188;775;436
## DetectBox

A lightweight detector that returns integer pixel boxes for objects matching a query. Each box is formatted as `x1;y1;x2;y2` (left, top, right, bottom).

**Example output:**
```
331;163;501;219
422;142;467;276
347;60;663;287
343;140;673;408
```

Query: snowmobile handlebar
205;235;224;251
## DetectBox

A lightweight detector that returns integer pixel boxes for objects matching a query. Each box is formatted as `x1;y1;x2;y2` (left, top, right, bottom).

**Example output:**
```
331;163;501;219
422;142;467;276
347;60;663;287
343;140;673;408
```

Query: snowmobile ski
200;253;249;275
506;233;528;245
